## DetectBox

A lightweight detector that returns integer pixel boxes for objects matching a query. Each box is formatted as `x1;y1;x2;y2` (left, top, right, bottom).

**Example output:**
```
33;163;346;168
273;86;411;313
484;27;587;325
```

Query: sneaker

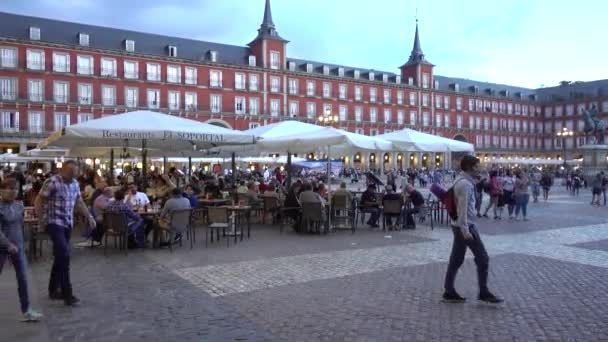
64;295;80;306
442;291;466;303
478;292;503;304
174;233;183;243
476;213;482;218
482;214;489;218
21;309;43;322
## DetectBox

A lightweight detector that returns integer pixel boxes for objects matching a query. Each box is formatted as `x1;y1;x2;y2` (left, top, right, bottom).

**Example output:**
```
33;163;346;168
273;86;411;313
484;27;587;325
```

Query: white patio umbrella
379;128;474;152
40;110;255;152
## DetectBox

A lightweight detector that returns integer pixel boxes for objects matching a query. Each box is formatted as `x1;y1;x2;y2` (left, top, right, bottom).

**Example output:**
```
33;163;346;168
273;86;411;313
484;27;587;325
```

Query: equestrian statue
582;105;606;145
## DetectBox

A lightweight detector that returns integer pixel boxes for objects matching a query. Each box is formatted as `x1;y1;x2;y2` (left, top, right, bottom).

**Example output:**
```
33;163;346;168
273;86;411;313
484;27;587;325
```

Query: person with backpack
442;155;503;304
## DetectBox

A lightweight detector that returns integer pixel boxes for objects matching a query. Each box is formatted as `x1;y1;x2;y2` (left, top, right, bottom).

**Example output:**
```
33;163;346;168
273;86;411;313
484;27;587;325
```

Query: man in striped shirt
35;161;96;306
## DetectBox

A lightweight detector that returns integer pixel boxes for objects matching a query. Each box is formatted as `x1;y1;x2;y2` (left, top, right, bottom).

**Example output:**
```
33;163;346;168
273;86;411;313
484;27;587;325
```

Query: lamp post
556;127;574;167
317;108;339;127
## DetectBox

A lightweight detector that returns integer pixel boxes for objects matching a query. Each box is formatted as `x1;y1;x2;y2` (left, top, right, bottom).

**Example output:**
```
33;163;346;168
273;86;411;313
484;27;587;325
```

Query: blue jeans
128;218;145;247
47;224;72;298
0;248;30;313
514;193;530;218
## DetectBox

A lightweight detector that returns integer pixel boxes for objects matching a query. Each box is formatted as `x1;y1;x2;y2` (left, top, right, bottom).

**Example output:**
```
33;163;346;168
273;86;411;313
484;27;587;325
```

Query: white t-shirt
124;191;150;207
502;176;515;192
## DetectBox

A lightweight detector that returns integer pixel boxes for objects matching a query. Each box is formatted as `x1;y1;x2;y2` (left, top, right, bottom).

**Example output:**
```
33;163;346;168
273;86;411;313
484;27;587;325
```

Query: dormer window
78;33;89;47
408;77;414;86
382;74;388;82
434;80;439;89
503;90;510;97
306;63;313;73
395;76;401;84
168;45;177;57
322;65;329;75
124;39;135;52
369;72;375;81
248;55;256;67
29;27;40;41
451;83;460;92
288;61;295;71
210;50;217;62
354;70;360;79
338;67;344;77
515;92;522;99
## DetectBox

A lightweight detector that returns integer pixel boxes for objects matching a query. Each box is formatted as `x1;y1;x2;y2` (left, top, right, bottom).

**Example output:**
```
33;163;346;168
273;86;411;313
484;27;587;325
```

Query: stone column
19;143;28;153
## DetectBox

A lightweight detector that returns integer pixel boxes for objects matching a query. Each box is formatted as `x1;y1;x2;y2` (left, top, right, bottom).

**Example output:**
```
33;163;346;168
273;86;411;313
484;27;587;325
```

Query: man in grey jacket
443;155;503;304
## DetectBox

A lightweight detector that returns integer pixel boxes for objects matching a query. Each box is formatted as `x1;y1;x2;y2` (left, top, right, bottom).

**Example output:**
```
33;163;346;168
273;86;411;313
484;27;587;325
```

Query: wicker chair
206;206;230;247
332;193;355;233
102;211;129;255
301;202;326;234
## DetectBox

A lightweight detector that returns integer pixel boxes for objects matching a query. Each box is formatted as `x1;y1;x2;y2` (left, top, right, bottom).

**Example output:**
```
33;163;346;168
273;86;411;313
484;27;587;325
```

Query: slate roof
0;11;605;103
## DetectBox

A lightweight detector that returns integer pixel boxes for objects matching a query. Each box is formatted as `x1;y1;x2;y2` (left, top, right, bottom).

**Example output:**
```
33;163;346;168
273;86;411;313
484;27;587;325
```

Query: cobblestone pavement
2;186;608;341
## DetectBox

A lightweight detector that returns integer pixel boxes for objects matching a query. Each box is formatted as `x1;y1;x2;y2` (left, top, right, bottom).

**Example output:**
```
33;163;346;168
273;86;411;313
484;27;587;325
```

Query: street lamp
556;127;574;166
317;108;339;126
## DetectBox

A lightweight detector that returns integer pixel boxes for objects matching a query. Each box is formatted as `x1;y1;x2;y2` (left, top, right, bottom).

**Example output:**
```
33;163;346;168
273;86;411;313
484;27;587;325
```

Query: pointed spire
262;0;275;29
250;0;287;43
404;19;431;66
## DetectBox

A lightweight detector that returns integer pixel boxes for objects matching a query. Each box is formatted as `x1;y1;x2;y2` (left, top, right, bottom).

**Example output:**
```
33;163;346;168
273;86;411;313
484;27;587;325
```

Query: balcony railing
124;72;138;79
185;77;197;85
53;63;69;72
101;68;117;77
53;95;68;103
0;92;17;101
147;73;161;81
0;57;17;68
209;81;223;88
29;125;44;134
102;97;116;106
185;104;197;111
27;60;44;70
168;103;180;111
28;92;43;102
147;101;159;109
78;96;92;105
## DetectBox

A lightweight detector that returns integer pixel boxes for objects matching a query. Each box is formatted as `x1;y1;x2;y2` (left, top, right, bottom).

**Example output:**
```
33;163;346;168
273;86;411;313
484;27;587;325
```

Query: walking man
443;155;503;304
35;160;96;306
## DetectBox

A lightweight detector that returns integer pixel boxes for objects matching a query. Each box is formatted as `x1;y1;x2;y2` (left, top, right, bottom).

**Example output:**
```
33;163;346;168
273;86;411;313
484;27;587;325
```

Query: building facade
0;0;607;169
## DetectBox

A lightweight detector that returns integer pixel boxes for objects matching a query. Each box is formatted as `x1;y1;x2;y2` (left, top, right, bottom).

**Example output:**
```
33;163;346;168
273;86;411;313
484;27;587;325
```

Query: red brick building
0;0;606;169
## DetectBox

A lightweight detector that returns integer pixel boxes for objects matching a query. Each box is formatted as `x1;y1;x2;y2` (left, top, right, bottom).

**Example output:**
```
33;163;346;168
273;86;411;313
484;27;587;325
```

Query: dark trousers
362;207;380;225
444;224;489;294
402;207;420;227
47;224;72;297
0;249;30;313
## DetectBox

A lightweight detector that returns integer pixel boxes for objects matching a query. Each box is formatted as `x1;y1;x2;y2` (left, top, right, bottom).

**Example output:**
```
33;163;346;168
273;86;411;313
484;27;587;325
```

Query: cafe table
220;205;251;243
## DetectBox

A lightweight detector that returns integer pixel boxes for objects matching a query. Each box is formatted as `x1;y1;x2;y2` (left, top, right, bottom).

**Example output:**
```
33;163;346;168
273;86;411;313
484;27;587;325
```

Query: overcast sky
2;0;606;89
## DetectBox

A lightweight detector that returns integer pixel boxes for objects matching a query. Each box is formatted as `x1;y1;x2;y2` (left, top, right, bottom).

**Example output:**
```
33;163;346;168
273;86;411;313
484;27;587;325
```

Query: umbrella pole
142;140;148;189
188;156;192;183
327;145;331;233
163;156;168;175
286;151;292;188
231;152;236;202
109;149;114;186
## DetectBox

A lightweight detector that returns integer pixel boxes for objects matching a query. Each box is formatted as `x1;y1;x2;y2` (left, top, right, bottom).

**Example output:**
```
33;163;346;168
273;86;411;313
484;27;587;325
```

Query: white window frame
185;67;197;85
248;55;256;67
54;112;70;131
444;96;450;110
323;82;332;98
0;111;19;132
383;89;391;104
270;76;280;93
422;112;430;127
27;49;45;71
339;105;347;121
78;33;89;47
235;73;246;90
76;55;93;75
249;74;259;91
383;108;391;123
444;114;450;128
100;58;117;77
355;86;362;101
409;92;416;106
77;113;93;123
124;60;139;79
306;80;315;96
52;52;70;73
0;77;16;101
270;51;280;70
77;83;92;105
167;65;181;84
456;97;463;110
270;99;280;116
435;113;442;127
125;40;135;52
397;91;403;105
125;87;138;108
369;88;377;102
29;27;40;40
306;102;316;119
422;94;429;107
210;70;223;88
288;78;299;95
53;81;68;104
167;91;180;110
369;107;377;123
410;111;417;125
0;47;18;68
234;96;246;114
28;111;43;133
101;85;116;106
355;106;363;122
249;97;259;115
146;63;161;82
185;92;197;111
339;84;347;100
147;89;160;109
289;101;299;117
457;115;463;129
397;110;404;125
210;94;222;113
28;79;43;102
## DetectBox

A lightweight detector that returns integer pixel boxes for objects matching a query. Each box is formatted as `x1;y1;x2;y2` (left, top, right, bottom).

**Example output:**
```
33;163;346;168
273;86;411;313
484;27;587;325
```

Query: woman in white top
501;170;516;219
